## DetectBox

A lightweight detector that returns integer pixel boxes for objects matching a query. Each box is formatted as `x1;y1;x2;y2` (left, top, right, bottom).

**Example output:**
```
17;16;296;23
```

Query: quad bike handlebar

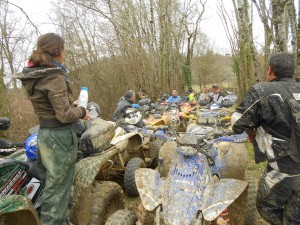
175;137;216;165
176;131;248;167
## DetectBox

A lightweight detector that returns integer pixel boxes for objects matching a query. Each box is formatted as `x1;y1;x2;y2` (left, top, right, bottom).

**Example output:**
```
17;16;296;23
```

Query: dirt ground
124;141;271;225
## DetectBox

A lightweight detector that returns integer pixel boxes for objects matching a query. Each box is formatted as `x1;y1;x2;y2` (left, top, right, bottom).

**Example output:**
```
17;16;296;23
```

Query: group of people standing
14;31;300;225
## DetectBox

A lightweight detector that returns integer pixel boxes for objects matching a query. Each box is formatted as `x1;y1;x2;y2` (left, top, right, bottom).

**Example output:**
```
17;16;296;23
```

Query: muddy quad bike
145;102;183;132
106;129;257;225
0;151;125;225
136;132;253;225
0;150;125;225
77;115;166;199
81;125;163;197
144;103;195;147
0;119;127;225
0;118;24;157
179;102;199;129
196;106;234;133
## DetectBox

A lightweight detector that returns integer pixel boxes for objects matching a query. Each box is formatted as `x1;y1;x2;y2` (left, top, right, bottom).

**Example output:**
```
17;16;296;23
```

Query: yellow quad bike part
145;114;172;126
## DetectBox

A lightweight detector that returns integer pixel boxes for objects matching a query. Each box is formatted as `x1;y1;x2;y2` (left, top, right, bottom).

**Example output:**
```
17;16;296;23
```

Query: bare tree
52;0;208;117
0;0;36;89
218;0;298;98
286;0;300;80
182;0;207;89
217;0;259;98
254;0;298;79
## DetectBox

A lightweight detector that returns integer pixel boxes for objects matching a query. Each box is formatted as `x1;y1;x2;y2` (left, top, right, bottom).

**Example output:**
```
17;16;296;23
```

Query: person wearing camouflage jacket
231;52;300;225
14;33;89;225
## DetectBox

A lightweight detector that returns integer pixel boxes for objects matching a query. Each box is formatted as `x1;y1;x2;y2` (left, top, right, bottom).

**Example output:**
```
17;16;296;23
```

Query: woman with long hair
14;33;90;225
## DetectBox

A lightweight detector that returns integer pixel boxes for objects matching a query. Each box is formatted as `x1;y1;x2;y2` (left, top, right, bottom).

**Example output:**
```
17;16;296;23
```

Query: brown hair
29;33;65;67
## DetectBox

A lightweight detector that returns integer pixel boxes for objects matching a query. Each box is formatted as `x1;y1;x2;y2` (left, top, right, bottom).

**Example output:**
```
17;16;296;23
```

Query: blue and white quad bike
106;127;257;225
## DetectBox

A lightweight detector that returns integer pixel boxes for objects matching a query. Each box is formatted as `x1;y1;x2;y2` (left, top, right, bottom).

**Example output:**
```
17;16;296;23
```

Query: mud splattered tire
124;157;146;196
244;173;258;225
89;181;125;225
158;141;177;177
105;209;137;225
218;142;247;180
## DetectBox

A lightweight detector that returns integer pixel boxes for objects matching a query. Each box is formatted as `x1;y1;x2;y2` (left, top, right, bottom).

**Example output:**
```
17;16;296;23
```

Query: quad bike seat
0;158;40;180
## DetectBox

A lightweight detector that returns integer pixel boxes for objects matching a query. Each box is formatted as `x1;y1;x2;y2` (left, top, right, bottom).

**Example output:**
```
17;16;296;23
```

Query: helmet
25;133;38;161
87;102;101;117
161;94;169;102
199;100;208;106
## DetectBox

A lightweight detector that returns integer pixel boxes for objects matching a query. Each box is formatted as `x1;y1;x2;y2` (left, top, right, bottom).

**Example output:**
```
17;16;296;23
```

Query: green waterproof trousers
37;124;78;225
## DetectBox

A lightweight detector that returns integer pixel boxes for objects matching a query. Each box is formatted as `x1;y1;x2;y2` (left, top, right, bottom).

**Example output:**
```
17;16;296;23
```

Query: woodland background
0;0;299;141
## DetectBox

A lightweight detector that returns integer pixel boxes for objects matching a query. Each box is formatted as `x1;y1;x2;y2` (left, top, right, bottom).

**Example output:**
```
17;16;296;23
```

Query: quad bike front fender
135;168;164;211
111;130;143;153
0;195;40;225
202;179;248;221
70;148;118;224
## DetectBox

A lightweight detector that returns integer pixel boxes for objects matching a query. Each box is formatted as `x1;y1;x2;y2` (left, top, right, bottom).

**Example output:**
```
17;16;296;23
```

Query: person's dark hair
268;52;295;78
29;33;65;67
212;84;219;89
124;90;135;99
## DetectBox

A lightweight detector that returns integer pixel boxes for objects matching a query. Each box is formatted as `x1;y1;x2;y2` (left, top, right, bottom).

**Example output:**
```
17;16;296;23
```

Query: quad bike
164;102;201;133
0;124;126;225
106;126;257;225
0;98;161;225
179;102;199;128
77;127;161;201
145;102;184;133
0;117;24;157
0;117;159;225
136;131;255;224
196;106;234;130
222;91;238;108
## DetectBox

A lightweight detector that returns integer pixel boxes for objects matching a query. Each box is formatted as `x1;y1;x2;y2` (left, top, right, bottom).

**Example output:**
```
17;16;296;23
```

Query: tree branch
7;1;40;35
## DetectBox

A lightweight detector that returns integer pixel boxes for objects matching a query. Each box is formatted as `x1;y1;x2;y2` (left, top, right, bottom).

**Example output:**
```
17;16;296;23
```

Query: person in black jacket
231;52;300;225
112;90;135;122
112;90;144;132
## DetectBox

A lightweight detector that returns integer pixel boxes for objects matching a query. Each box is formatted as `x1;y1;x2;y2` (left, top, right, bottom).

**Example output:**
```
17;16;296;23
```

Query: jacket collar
270;77;295;83
13;67;64;81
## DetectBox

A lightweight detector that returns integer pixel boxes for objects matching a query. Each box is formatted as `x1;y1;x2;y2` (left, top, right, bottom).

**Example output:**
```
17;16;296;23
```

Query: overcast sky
9;0;262;54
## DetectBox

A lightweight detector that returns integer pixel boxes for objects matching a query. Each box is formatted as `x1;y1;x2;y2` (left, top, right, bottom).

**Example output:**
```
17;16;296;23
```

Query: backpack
273;83;300;162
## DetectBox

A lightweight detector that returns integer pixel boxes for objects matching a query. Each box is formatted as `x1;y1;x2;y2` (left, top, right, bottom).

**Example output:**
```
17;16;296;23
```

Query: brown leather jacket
14;67;86;128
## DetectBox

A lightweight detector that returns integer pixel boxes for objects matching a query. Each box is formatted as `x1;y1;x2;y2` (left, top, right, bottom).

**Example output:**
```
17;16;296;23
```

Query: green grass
245;141;270;225
245;141;267;179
